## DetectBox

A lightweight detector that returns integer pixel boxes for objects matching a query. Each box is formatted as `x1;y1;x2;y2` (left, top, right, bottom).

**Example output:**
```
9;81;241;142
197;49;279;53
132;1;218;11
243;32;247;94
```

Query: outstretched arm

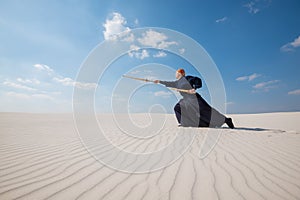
154;80;195;94
154;80;177;88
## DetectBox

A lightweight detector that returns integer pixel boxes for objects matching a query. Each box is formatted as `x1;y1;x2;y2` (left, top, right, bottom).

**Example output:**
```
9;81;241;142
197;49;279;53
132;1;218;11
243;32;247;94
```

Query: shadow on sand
224;127;286;133
233;127;270;131
217;127;283;132
184;126;286;133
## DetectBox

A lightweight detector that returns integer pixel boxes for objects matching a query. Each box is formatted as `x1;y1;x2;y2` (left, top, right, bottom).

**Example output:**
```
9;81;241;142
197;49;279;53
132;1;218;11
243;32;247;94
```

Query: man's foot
178;124;182;127
225;118;235;129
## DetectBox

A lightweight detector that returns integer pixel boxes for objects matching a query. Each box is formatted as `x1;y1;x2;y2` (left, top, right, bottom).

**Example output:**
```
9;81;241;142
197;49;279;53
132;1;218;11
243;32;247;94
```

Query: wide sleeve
159;80;178;88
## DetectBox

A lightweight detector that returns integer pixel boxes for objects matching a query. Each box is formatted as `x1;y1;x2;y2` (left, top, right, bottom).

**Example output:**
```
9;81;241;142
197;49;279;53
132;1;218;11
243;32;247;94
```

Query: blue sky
0;0;300;114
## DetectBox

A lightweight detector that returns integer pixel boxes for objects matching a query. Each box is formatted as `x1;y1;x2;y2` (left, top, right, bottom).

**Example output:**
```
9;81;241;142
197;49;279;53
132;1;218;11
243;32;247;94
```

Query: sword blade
122;75;154;82
122;75;191;93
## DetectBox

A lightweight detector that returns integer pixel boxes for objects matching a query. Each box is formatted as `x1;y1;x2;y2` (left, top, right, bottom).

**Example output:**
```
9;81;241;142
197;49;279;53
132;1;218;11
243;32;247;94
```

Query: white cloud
137;30;177;49
288;89;300;95
216;17;228;23
122;33;135;42
138;30;166;47
128;44;150;60
244;0;271;14
144;75;158;81
103;12;130;40
253;80;280;91
136;49;149;60
179;48;185;54
5;91;53;100
1;62;98;112
129;44;140;51
102;14;178;59
153;51;167;58
236;76;248;81
129;45;166;60
53;77;73;86
3;81;37;91
154;91;172;98
127;29;177;59
134;19;139;25
31;63;98;89
129;70;141;75
158;41;177;49
291;36;300;47
248;73;261;81
244;2;260;14
236;73;261;81
5;91;31;99
31;94;54;100
33;64;54;74
53;77;98;89
17;78;40;85
75;82;98;89
281;35;300;52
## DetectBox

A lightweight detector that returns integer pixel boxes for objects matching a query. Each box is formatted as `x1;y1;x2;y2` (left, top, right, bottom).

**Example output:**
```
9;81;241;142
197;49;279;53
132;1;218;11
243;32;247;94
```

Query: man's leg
174;103;181;124
225;118;235;129
198;119;209;127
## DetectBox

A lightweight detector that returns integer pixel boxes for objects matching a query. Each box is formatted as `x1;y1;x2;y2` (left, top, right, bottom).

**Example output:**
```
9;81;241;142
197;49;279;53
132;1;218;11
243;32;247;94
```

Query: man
154;68;234;129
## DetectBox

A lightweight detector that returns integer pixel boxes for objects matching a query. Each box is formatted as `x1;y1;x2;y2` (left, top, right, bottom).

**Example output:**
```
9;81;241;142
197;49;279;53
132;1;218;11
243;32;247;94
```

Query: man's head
176;68;185;79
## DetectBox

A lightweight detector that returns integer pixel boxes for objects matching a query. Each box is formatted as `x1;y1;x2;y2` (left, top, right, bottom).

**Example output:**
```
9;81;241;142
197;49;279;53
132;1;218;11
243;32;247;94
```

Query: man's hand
154;80;160;84
188;89;196;94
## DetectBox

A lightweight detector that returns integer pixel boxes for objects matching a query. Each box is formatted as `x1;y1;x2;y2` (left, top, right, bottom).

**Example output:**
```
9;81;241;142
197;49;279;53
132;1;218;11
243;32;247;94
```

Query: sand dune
0;112;300;200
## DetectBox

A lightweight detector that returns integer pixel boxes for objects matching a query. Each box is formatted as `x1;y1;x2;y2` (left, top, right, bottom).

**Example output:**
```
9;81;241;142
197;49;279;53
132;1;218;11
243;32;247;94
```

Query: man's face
175;71;182;79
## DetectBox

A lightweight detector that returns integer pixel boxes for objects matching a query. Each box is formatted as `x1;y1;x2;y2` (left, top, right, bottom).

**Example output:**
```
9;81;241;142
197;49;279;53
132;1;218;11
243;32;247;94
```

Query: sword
122;75;155;83
122;75;192;94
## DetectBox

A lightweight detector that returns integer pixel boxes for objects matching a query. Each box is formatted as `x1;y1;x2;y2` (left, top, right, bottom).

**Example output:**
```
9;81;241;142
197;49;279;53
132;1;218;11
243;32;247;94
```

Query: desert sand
0;112;300;200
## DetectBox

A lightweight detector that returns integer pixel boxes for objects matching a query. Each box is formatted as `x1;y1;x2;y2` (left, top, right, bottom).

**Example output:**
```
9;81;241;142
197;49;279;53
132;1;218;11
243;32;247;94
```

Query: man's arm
154;80;177;88
154;80;195;94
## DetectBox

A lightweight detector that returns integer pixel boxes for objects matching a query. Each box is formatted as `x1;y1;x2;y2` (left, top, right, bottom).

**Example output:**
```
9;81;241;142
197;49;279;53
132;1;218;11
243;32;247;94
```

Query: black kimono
160;76;227;127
